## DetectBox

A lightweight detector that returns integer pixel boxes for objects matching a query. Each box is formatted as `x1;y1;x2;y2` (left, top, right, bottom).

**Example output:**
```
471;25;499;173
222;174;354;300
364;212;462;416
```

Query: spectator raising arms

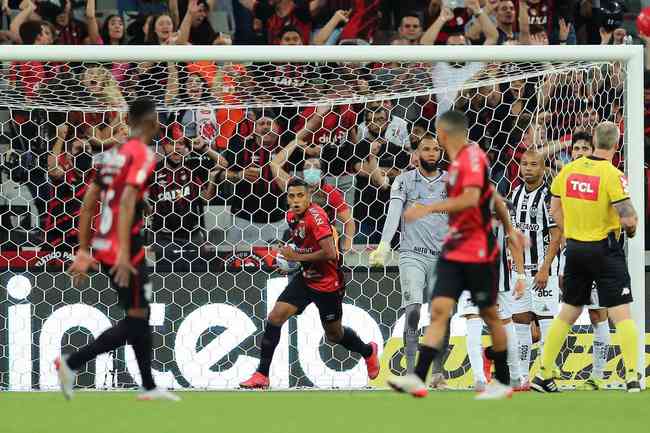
270;116;356;253
222;109;288;246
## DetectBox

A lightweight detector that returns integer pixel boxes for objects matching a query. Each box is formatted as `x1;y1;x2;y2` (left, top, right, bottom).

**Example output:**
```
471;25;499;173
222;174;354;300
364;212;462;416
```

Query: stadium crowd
0;0;649;261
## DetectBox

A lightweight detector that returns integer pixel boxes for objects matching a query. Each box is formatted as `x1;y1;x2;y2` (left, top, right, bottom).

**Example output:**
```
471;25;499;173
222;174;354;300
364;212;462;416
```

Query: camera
600;1;623;31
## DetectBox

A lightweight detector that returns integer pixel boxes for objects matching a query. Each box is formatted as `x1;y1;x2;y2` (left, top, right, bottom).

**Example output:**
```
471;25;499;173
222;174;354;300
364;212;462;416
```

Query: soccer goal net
0;45;644;391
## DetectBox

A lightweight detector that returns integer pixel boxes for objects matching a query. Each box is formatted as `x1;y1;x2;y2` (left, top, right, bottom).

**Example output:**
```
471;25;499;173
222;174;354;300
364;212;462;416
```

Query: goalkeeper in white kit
369;135;448;386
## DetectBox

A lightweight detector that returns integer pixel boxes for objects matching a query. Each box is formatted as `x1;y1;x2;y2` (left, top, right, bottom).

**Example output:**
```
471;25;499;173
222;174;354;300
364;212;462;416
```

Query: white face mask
303;168;321;185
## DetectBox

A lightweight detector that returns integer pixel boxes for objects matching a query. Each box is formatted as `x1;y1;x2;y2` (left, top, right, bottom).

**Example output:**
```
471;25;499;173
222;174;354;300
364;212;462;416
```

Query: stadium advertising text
0;271;647;390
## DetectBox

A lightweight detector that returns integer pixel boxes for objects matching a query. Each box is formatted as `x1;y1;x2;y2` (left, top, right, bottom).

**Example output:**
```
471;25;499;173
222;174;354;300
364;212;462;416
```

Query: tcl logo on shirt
566;174;600;201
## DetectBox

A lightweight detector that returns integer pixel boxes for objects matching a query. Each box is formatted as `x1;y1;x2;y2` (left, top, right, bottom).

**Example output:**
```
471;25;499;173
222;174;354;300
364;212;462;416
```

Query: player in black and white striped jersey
457;202;527;390
508;150;562;386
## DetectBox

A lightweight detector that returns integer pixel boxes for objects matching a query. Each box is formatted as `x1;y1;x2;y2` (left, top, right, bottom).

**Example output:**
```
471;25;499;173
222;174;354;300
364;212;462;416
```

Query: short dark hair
20;20;46;45
413;134;437;151
400;12;421;24
436;110;468;135
279;25;302;40
572;131;593;147
128;98;157;125
287;177;309;190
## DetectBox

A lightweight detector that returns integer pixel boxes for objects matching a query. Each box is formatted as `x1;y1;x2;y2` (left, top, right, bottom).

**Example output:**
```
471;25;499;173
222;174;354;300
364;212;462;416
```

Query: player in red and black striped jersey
240;178;379;389
388;110;526;399
58;98;179;402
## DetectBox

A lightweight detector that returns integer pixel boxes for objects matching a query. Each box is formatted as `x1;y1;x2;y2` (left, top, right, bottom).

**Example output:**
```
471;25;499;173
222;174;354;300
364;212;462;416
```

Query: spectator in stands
10;2;53;46
351;106;410;244
270;136;356;253
312;9;349;45
149;138;223;248
424;4;497;114
222;109;288;246
278;25;304;44
86;0;126;45
81;66;127;108
170;0;218;45
600;26;628;45
44;123;93;251
468;0;517;44
358;102;409;149
397;12;423;45
245;0;312;45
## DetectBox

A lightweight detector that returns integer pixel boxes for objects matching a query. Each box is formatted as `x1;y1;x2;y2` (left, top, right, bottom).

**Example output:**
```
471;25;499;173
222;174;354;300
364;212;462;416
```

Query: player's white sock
592;319;610;379
514;323;532;380
504;321;520;384
538;318;553;360
466;318;486;385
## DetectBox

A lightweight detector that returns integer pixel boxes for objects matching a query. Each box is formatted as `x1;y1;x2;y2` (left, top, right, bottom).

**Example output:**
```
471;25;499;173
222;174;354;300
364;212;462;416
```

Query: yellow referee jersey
550;156;629;242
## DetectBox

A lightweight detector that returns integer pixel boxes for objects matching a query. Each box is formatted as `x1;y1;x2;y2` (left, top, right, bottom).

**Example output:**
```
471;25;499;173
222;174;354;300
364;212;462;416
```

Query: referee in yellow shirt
531;121;640;393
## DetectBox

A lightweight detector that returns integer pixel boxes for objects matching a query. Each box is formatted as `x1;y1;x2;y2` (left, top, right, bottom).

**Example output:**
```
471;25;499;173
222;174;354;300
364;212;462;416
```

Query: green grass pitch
3;390;649;433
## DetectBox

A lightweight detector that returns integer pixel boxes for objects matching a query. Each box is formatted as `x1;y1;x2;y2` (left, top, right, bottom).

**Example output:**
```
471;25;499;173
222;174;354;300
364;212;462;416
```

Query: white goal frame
1;44;645;384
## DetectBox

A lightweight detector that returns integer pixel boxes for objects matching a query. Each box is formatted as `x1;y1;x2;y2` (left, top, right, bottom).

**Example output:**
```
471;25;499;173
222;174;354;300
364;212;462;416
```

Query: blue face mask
303;168;321;185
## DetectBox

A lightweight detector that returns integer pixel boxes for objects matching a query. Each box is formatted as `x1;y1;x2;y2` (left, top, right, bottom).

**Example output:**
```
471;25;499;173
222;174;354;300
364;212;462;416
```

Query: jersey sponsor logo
157;186;192;202
566;174;600;201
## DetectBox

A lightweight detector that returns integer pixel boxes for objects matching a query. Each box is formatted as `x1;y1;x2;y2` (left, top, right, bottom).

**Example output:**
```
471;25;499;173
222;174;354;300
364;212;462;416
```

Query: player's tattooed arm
613;199;638;238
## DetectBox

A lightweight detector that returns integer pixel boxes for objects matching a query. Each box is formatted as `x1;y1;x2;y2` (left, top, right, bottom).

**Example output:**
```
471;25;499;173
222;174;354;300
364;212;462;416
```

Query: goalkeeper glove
369;241;391;267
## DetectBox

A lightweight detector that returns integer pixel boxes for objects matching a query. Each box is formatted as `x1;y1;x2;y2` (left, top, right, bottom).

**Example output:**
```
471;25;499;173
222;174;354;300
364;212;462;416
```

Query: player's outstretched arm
369;182;405;266
613;199;638;238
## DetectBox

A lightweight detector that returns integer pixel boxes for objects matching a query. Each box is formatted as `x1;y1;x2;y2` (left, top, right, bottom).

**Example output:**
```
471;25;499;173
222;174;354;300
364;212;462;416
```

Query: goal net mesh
0;57;629;390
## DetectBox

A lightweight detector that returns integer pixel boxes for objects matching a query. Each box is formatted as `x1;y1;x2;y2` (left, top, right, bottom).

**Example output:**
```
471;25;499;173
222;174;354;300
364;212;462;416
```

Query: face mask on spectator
303;168;321;186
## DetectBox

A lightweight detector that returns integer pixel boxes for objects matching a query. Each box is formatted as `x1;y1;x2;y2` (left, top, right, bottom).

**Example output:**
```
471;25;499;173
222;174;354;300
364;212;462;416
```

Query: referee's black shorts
563;238;632;308
431;257;500;309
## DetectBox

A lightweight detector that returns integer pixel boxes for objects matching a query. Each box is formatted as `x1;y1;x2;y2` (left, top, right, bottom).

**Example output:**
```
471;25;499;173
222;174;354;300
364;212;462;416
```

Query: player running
240;177;379;389
387;110;525;400
369;135;449;387
559;133;611;390
458;219;526;391
508;150;562;386
59;98;179;401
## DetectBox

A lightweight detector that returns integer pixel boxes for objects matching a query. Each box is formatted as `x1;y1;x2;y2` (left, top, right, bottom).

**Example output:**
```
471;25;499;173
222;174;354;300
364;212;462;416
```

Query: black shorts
563;239;632;308
432;257;500;309
103;262;151;311
277;273;343;323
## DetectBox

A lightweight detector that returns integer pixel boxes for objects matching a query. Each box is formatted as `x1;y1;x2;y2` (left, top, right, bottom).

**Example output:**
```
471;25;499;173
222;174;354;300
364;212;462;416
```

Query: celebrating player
60;98;180;401
559;132;612;390
533;121;640;393
240;177;380;389
387;110;524;399
369;135;448;386
509;150;562;386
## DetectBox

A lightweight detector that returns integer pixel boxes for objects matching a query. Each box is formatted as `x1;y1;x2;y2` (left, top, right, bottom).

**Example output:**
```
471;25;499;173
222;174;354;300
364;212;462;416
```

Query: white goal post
0;44;645;389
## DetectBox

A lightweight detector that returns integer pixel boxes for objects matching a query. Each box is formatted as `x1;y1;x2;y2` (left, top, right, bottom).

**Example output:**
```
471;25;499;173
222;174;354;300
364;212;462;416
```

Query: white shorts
458;291;511;320
511;273;560;317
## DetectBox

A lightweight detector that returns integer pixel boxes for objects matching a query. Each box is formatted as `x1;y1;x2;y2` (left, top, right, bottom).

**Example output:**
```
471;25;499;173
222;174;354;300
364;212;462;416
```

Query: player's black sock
485;346;509;385
415;345;439;382
258;322;282;376
339;327;372;358
67;319;129;370
126;316;156;391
